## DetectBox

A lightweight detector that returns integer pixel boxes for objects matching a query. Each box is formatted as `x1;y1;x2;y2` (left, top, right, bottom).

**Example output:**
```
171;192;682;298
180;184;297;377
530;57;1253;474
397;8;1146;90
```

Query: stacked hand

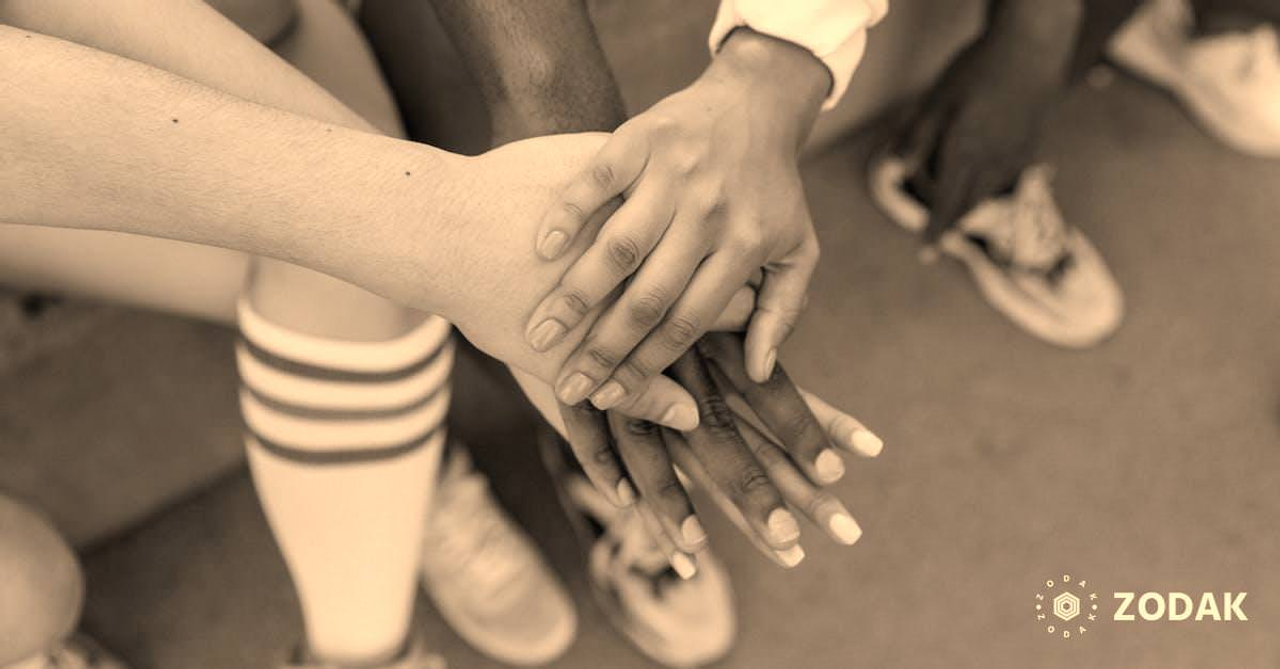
521;333;882;570
521;29;829;419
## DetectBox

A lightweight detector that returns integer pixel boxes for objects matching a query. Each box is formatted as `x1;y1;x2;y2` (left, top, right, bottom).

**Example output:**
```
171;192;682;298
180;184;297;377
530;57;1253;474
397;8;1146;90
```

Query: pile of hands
420;60;882;569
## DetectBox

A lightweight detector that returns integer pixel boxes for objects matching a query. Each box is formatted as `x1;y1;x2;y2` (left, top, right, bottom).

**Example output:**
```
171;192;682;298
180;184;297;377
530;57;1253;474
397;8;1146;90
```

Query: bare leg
0;1;445;663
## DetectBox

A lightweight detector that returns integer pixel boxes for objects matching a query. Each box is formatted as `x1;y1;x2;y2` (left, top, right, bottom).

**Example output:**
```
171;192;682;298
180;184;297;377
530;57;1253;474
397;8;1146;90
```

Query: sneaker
538;429;735;668
14;635;128;669
1109;0;1280;156
419;445;576;666
869;155;1124;348
281;635;444;669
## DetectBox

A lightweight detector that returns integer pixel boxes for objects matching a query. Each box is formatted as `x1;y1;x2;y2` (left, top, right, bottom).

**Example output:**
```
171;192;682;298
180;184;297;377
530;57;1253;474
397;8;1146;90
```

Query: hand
556;333;883;571
419;132;756;430
895;1;1081;247
523;28;829;416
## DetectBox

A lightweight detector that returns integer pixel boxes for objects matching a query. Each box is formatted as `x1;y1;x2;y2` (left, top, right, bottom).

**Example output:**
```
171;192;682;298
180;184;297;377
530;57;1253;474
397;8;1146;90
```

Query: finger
526;182;677;353
536;124;649;260
736;418;863;546
607;411;706;553
558;401;632;507
668;351;798;551
555;226;708;408
598;254;752;409
743;238;818;382
608;373;700;431
711;285;757;332
635;499;699;579
699;333;843;486
664;430;805;568
796;388;884;457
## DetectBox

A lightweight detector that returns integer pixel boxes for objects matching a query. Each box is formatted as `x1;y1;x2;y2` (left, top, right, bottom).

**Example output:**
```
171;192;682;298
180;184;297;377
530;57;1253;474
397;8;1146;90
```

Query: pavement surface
16;70;1269;668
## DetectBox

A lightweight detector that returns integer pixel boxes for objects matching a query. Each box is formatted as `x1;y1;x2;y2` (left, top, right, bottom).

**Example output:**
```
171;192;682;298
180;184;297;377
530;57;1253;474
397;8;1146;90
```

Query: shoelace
962;165;1070;274
427;466;525;597
563;476;673;581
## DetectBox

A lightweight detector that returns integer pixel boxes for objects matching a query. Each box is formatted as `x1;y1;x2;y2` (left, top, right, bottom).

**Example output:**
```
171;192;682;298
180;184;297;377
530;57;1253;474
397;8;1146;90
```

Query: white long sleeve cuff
709;0;888;110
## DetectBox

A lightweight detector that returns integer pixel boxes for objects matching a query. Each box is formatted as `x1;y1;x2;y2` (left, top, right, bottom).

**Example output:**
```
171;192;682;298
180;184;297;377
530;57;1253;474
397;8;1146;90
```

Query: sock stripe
235;341;455;411
238;335;447;383
237;296;452;373
241;382;447;421
245;428;445;465
239;385;449;450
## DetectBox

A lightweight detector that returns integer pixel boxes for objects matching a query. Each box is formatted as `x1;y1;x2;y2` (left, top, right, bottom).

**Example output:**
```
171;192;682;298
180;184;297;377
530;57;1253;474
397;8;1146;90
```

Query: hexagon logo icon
1053;592;1081;622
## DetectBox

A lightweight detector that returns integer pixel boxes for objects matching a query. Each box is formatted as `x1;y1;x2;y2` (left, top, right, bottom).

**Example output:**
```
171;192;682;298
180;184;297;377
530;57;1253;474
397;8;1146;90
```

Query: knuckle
606;236;642;272
667;149;702;176
586;346;619;370
661;314;701;349
561;200;586;222
561;289;592;316
627;292;669;329
804;492;837;519
728;228;765;253
590;162;616;190
738;468;774;495
591;446;619;468
782;409;818;441
613;358;651;384
622;418;659;437
656;477;687;502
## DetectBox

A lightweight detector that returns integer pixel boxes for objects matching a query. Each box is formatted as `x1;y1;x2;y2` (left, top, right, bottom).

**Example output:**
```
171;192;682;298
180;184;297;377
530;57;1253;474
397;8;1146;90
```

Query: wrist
708;27;828;147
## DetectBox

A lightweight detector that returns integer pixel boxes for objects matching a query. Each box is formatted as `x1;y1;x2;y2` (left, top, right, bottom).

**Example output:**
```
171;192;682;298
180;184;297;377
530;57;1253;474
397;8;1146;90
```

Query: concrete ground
49;68;1280;668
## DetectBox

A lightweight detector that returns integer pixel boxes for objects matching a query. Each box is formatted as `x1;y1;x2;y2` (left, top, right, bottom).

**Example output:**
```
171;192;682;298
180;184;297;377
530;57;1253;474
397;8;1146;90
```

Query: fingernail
828;513;863;545
849;428;884;457
615;479;636;506
538;230;568;259
774;544;805;568
681;516;707;547
660;404;699;431
763;348;777;380
815;449;845;483
558;373;594;404
591;381;626;410
527;319;567;352
767;508;800;545
671;552;698;579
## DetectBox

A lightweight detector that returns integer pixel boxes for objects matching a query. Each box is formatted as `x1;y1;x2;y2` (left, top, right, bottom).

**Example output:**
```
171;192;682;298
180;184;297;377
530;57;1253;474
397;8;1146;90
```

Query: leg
0;494;81;667
1;1;442;664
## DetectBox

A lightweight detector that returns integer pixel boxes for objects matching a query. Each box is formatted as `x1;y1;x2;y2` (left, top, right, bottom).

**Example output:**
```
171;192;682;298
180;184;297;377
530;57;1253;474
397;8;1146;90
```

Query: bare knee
0;496;83;665
246;259;428;341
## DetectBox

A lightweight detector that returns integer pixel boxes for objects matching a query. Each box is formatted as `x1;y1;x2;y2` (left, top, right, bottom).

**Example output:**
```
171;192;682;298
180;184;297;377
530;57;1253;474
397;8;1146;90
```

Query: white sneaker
869;155;1124;348
539;431;735;669
419;446;576;666
1109;0;1280;156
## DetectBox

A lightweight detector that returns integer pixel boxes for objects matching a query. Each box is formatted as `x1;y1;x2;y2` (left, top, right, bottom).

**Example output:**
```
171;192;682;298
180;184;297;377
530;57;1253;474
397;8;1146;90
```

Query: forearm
0;27;470;314
988;0;1084;77
430;0;627;137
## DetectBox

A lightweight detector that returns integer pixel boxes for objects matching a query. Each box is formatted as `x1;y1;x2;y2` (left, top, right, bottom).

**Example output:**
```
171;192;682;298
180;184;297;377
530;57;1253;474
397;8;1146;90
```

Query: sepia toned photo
0;0;1276;667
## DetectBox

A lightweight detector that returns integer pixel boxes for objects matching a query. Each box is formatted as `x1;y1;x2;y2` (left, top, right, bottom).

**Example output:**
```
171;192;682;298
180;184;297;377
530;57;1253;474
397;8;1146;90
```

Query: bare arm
429;0;627;139
0;6;733;427
0;26;470;309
